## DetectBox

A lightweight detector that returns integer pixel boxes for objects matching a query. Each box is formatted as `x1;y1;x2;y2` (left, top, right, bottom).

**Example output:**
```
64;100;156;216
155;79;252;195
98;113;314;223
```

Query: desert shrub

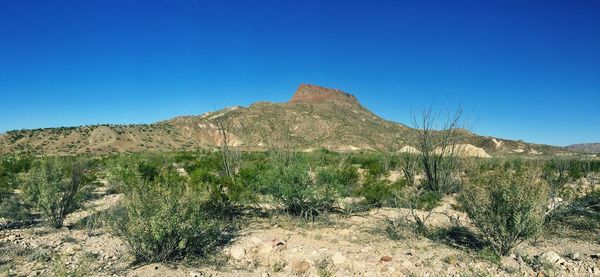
21;157;93;228
190;167;250;217
335;164;359;186
397;153;419;186
366;161;386;177
476;247;502;265
391;186;442;234
259;161;339;221
0;196;29;221
413;190;442;211
349;153;385;175
306;148;339;167
358;177;406;207
420;154;462;195
238;160;267;195
546;190;600;237
136;159;162;181
113;169;227;262
412;107;465;195
384;216;414;240
316;165;359;198
460;167;548;256
172;151;196;164
105;156;142;194
542;159;572;205
0;161;10;198
0;155;32;201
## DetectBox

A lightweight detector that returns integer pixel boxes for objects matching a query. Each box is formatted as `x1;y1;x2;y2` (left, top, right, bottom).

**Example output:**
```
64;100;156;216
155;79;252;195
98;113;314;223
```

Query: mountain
565;143;600;154
0;84;565;156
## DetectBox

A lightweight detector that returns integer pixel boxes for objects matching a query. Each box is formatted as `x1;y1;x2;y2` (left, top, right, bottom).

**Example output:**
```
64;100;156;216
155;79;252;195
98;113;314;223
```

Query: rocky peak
289;84;359;105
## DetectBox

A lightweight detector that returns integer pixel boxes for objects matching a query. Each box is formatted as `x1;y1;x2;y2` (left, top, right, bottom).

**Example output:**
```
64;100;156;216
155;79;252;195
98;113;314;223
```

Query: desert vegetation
1;145;599;275
0;148;600;274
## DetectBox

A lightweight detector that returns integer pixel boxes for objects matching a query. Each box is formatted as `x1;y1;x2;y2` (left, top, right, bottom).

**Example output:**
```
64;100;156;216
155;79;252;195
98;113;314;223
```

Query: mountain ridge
0;84;567;156
565;143;600;154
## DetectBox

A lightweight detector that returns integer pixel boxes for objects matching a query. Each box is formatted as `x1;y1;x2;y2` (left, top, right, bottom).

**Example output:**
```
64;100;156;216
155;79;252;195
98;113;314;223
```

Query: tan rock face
289;84;359;105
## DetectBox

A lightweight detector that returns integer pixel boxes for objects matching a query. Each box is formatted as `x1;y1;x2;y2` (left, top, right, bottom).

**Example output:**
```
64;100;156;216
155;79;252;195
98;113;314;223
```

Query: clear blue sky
0;0;598;146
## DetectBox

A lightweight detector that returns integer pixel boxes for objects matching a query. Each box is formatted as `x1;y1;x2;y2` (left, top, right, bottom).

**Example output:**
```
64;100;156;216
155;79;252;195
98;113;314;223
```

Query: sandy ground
1;188;600;277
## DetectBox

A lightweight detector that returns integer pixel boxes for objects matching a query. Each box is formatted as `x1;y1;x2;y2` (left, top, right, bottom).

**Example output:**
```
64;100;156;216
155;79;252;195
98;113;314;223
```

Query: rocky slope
566;143;600;154
0;84;564;156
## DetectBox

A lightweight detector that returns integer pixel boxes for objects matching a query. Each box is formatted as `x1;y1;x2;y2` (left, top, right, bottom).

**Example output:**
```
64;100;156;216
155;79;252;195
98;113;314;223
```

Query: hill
0;84;565;156
565;143;600;154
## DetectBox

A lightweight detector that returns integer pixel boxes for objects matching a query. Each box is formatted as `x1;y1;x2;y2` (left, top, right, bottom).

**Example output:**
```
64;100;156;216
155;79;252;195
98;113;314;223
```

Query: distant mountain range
565;143;600;154
0;84;568;157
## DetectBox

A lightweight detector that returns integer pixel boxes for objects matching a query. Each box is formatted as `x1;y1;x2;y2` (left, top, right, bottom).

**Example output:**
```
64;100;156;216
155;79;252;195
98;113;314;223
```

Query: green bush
546;189;600;236
21;157;93;228
0;155;32;202
260;161;340;221
190;167;250;216
358;177;405;207
460;167;548;256
542;159;572;203
413;190;442;211
0;195;29;221
333;165;359;196
390;186;442;234
113;169;227;262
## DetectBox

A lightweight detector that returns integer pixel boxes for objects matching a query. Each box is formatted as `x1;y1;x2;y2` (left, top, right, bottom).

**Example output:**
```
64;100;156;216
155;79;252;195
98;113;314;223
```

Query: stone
539;251;566;267
291;260;310;274
249;237;262;245
547;197;564;212
380;256;393;262
502;256;520;270
258;244;273;255
569;252;581;261
332;251;346;264
273;241;287;252
230;246;246;261
517;256;525;266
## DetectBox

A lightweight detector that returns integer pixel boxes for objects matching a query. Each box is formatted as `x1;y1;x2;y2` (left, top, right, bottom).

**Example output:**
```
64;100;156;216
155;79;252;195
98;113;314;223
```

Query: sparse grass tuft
315;255;336;277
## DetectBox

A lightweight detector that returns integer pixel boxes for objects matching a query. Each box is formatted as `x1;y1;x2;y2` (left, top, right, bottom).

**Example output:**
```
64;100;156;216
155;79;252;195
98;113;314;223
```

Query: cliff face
288;84;359;105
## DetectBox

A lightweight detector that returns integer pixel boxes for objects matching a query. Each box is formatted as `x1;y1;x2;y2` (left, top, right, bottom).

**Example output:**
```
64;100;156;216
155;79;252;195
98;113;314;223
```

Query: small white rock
332;251;346;264
249;237;262;245
539;251;566;267
570;252;581;261
230;246;246;261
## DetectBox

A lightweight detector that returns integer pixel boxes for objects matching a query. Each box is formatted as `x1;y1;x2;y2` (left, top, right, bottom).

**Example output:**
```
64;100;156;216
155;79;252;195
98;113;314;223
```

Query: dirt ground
1;187;600;277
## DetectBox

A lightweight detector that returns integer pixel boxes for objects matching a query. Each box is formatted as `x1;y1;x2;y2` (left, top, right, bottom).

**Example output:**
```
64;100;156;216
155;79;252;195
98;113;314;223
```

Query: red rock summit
289;84;359;105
